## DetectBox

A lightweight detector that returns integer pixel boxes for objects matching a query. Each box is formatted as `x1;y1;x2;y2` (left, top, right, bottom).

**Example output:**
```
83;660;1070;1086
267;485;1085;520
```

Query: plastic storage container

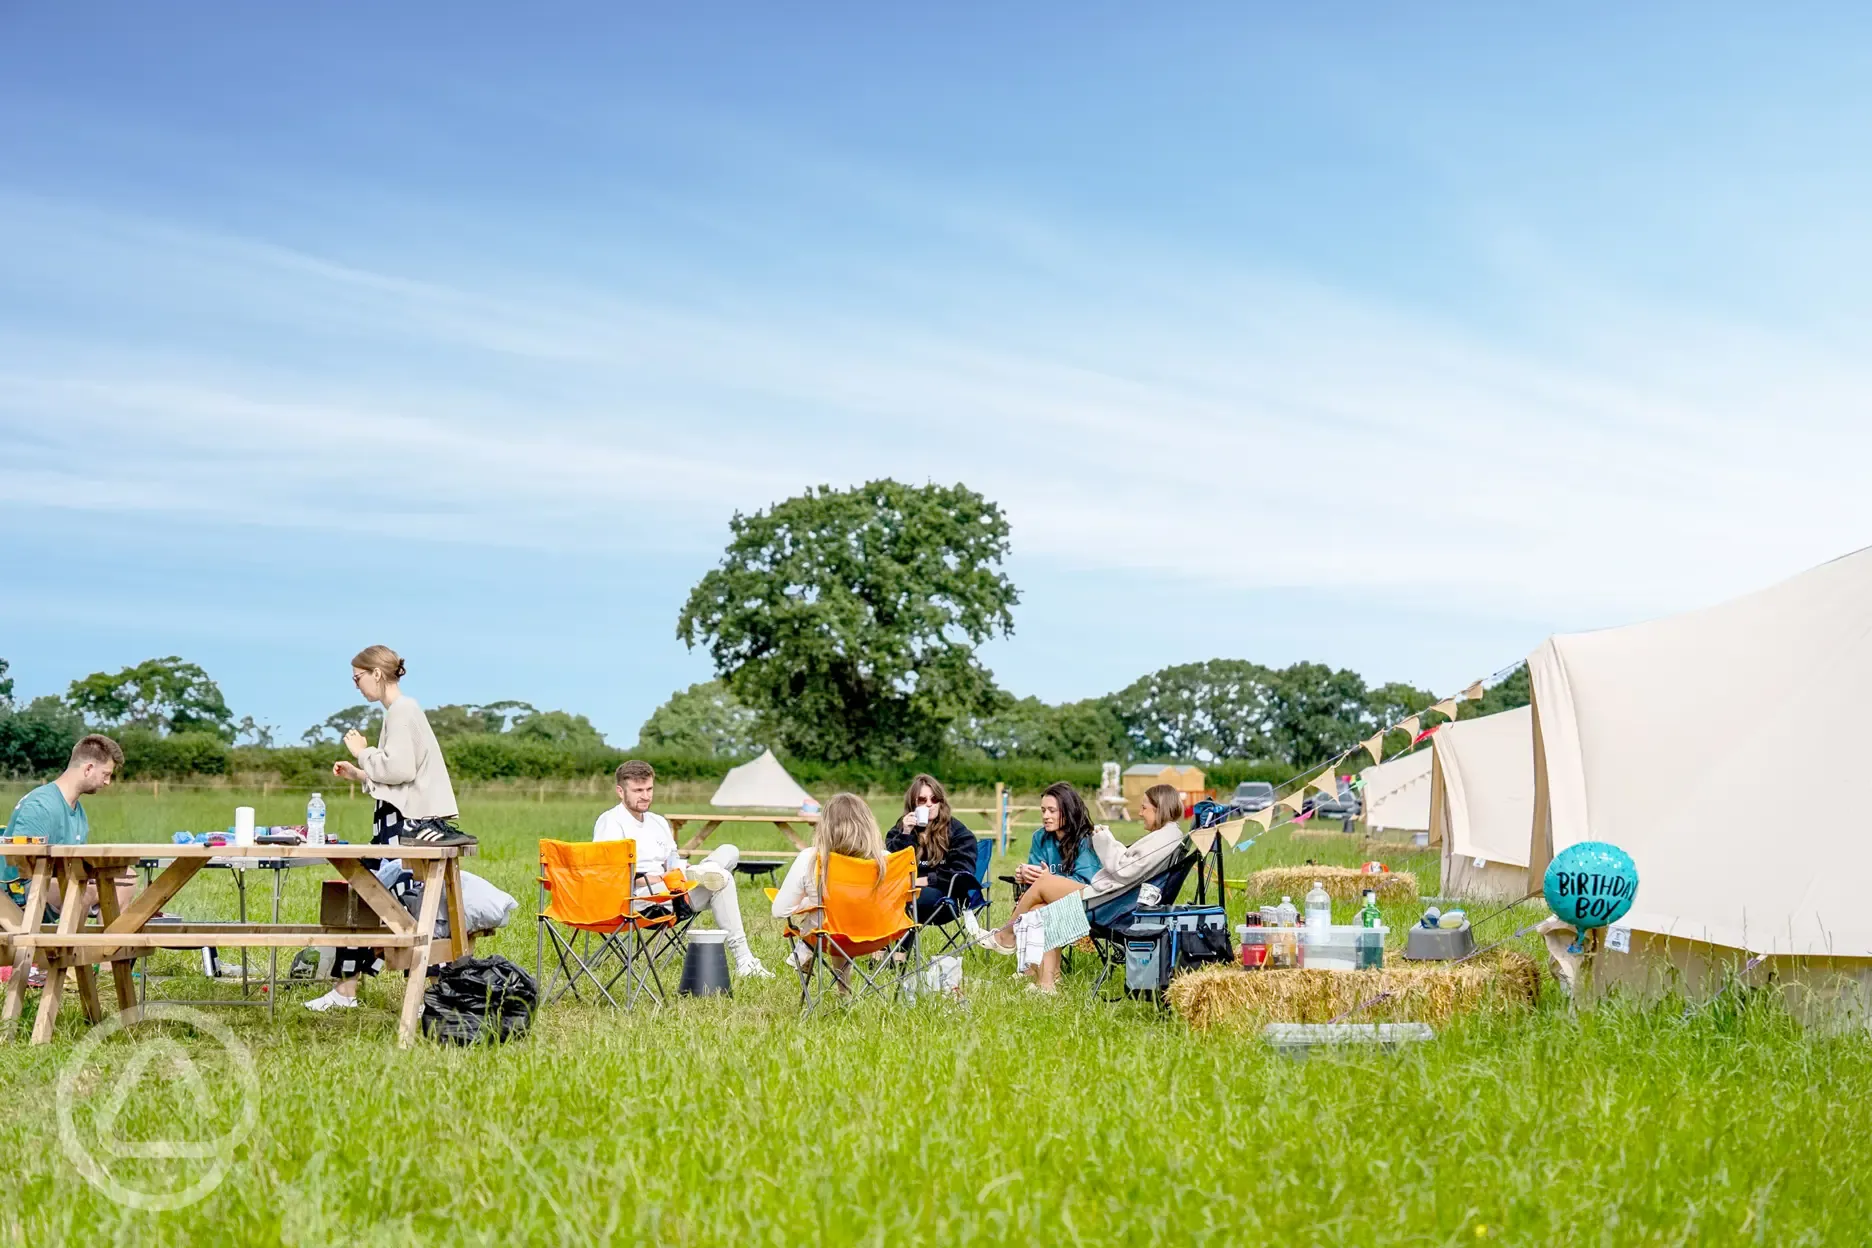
1297;924;1389;971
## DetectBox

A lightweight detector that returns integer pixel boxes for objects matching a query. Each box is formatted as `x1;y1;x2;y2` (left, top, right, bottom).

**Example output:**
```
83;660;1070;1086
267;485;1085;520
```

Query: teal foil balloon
1544;842;1638;935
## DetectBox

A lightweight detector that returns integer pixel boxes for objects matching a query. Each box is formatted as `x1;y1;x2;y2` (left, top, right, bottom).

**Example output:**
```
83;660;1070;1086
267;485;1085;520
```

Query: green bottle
1359;889;1381;928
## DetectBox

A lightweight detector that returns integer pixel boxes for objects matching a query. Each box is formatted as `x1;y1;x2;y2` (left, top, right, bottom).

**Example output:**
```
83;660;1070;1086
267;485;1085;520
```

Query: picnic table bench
0;841;474;1048
665;812;818;853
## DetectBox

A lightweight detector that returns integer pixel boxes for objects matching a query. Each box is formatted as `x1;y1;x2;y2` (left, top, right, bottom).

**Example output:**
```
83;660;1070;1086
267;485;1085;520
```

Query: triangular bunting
1294;808;1315;822
1278;789;1306;813
1191;827;1218;854
1397;715;1421;739
1361;732;1386;764
1412;724;1440;745
1309;769;1339;795
1220;820;1242;846
1431;697;1458;721
1248;807;1275;830
1463;681;1484;702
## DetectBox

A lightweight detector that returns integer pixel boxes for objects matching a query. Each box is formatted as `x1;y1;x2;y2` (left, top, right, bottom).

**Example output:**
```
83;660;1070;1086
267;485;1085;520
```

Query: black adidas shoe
397;819;476;848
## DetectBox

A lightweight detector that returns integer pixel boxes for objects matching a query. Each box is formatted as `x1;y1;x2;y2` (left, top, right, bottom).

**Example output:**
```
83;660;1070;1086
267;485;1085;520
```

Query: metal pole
268;863;282;1019
236;867;249;995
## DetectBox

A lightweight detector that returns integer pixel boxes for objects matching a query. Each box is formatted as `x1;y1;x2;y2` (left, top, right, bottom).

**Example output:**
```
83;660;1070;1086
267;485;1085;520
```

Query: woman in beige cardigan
308;645;465;1012
974;782;1188;992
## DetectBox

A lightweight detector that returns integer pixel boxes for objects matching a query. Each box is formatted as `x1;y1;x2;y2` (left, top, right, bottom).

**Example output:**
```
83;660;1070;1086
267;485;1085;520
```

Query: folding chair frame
537;917;671;1010
920;842;995;962
792;925;925;1015
535;846;696;1011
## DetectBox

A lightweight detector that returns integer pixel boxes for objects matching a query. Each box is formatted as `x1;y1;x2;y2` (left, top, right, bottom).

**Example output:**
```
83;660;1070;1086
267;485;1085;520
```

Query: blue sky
4;4;1870;745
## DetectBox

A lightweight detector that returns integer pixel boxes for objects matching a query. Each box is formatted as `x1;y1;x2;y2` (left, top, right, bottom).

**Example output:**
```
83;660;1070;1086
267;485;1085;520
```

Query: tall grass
1;788;1867;1244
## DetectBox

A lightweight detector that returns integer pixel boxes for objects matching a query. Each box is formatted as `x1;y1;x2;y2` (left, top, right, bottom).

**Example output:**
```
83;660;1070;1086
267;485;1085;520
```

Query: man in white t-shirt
594;760;772;978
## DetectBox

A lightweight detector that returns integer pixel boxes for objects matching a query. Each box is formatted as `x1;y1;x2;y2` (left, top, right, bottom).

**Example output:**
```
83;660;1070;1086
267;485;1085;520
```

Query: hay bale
1166;951;1539;1032
1248;865;1417;903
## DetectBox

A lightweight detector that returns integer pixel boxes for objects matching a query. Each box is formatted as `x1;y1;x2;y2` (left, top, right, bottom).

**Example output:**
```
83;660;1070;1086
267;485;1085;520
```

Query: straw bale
1166;951;1538;1032
1287;829;1402;856
1248;865;1417;903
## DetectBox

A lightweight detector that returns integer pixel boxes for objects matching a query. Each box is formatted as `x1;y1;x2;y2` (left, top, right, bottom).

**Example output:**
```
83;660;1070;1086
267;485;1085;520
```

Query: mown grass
1;786;1868;1245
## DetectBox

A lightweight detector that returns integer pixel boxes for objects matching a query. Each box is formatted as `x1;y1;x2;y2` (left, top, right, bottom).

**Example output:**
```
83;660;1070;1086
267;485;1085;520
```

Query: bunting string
1202;659;1527;843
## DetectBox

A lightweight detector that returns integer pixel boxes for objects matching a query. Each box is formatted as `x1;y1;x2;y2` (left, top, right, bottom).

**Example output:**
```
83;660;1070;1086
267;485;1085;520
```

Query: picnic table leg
91;864;139;1014
66;864;106;1024
2;858;53;1032
443;859;467;962
395;858;448;1049
31;863;90;1044
773;821;808;850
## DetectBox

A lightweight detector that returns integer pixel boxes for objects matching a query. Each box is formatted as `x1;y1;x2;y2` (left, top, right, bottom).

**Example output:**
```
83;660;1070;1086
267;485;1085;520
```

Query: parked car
1304;779;1363;822
1229;781;1275;814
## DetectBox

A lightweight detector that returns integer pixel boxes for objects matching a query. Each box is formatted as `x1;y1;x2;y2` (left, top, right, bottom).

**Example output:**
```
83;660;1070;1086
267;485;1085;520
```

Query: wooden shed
1121;763;1208;812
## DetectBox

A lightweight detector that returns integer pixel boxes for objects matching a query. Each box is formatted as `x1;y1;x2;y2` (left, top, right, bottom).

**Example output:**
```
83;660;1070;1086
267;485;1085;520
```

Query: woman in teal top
1017;782;1103;891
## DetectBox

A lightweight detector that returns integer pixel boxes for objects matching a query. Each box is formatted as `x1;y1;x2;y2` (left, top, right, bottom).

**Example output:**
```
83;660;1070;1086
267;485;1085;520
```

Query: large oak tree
677;480;1017;763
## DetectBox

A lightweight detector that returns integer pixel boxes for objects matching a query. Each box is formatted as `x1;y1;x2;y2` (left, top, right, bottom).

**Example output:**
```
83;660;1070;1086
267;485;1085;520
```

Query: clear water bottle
1276;895;1297;927
306;792;326;846
1305;880;1332;933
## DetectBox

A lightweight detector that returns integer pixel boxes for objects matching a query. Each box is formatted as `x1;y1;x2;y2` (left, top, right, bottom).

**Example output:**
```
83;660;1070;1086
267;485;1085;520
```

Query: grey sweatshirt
359;697;458;820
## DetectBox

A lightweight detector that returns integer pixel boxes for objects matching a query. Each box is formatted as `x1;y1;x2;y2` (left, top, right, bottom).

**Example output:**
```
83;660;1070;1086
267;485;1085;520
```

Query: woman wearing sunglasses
309;644;466;1012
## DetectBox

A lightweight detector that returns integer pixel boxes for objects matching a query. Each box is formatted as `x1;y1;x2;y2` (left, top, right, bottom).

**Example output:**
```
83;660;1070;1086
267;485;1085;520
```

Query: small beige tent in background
1527;546;1872;1026
1359;748;1433;834
1428;706;1534;901
710;749;816;810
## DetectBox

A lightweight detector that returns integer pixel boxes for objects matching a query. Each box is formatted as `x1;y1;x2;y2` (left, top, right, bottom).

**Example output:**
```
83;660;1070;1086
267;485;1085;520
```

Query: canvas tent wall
1428;706;1533;902
1359;749;1433;833
1526;547;1872;1025
710;749;815;809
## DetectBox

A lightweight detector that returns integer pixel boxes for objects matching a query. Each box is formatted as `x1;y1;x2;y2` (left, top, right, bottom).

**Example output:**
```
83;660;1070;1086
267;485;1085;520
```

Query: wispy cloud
3;139;1868;637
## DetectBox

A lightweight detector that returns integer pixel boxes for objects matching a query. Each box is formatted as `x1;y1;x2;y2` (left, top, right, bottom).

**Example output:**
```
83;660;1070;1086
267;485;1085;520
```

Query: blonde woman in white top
310;645;464;1012
771;793;890;977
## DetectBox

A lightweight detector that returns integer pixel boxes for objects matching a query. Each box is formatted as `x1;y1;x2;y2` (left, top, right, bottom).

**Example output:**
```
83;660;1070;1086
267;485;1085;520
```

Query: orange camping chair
536;839;688;1009
783;847;918;1011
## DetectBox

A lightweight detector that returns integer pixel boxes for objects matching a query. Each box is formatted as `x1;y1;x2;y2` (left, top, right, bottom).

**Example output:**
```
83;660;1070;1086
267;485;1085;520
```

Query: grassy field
2;784;1869;1245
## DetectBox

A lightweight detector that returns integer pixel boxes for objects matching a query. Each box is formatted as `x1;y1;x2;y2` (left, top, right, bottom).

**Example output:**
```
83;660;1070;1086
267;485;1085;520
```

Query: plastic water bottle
306;792;327;847
1276;896;1297;928
1305;880;1332;934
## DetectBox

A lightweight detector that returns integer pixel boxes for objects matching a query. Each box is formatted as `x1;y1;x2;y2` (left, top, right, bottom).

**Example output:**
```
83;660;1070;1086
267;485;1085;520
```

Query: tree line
0;481;1531;785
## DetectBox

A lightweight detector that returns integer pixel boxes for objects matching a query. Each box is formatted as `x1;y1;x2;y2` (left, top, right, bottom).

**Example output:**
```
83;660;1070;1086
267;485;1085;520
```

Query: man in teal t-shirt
3;734;122;905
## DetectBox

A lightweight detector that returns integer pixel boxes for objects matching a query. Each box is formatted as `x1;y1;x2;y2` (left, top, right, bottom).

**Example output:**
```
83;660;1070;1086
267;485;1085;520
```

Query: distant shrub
120;730;228;779
0;697;87;779
189;737;1300;797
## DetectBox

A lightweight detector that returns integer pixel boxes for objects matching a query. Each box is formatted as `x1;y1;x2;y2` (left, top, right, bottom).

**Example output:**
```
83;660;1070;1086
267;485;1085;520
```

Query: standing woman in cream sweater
308;645;467;1012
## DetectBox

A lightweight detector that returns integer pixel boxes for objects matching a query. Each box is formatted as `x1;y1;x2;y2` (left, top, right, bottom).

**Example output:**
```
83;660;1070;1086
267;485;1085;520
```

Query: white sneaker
726;934;775;978
304;989;359;1012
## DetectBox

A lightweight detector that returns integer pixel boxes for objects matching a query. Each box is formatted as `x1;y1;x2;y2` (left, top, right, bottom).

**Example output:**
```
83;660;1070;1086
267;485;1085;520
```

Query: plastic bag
421;955;538;1045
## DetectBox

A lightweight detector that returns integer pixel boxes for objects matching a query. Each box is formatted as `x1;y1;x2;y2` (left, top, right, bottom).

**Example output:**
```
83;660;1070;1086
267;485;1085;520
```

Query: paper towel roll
234;806;256;847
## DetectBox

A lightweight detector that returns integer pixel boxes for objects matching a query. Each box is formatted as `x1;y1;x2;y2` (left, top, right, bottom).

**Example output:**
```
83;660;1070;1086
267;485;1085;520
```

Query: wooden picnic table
0;842;475;1048
665;812;818;853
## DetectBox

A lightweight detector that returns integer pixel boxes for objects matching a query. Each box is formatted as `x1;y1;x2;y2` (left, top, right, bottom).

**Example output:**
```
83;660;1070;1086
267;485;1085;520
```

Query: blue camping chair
1084;845;1201;1001
923;837;996;959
